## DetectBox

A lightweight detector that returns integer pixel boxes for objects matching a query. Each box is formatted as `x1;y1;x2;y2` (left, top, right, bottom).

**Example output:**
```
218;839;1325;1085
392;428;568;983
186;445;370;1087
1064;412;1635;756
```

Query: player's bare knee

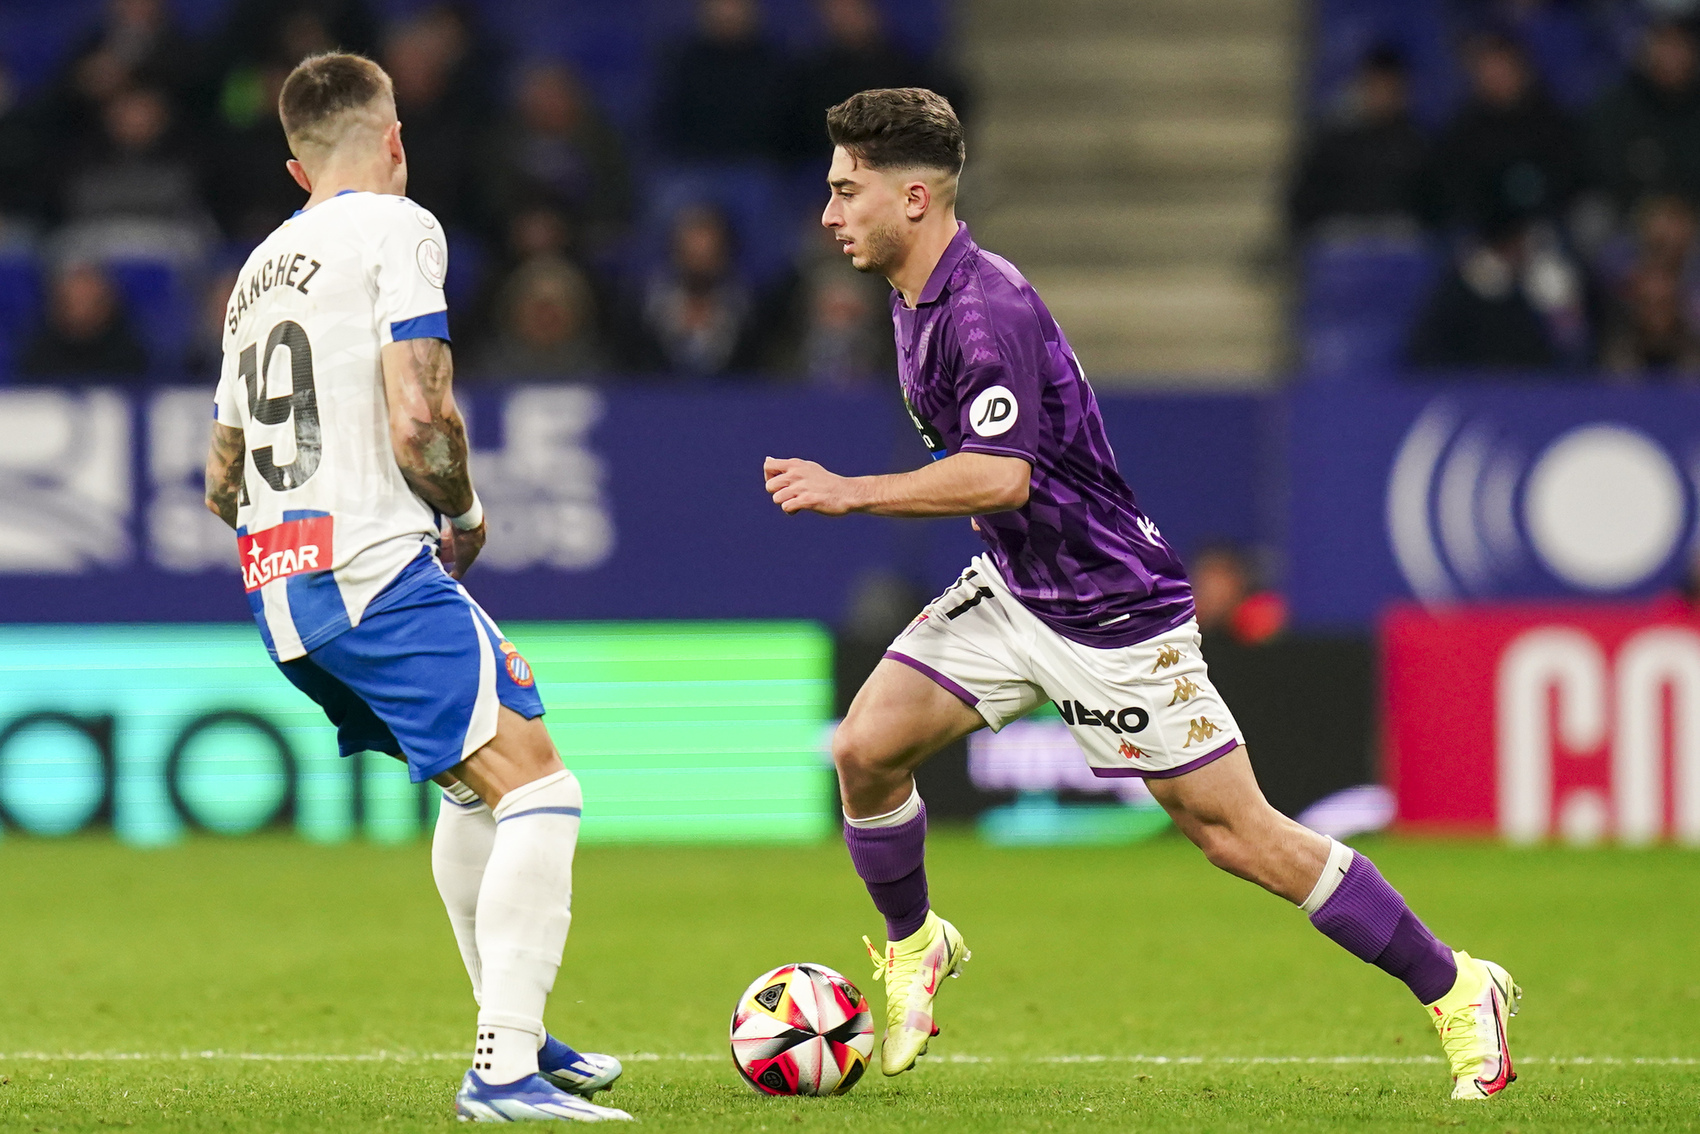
830;718;878;780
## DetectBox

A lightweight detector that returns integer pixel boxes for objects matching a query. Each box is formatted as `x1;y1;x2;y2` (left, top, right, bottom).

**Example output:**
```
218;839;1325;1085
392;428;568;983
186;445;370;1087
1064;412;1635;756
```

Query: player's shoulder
945;242;1049;340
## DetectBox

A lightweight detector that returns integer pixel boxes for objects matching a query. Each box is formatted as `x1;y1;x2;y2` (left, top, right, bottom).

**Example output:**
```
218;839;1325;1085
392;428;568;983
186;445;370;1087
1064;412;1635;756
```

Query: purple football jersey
891;222;1195;648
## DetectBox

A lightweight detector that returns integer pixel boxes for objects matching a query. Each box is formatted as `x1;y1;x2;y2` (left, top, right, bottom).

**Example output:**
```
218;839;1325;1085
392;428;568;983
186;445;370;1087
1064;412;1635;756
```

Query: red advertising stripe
236;515;334;593
1383;603;1700;843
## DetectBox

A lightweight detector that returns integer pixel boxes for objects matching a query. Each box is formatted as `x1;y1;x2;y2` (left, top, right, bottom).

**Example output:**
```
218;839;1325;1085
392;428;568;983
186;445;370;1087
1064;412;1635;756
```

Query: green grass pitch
1;830;1696;1131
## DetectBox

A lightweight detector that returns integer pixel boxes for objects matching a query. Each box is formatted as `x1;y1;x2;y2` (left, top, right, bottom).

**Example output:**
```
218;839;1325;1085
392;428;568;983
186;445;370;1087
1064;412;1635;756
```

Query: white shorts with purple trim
884;555;1244;780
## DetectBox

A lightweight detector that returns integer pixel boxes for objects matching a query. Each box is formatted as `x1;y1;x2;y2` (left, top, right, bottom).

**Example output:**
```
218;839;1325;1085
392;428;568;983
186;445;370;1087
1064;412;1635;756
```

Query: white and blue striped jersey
214;190;452;661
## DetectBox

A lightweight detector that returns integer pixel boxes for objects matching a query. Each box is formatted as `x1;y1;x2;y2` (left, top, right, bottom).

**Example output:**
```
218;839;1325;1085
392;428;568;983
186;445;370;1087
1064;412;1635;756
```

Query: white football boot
454;1071;633;1122
863;910;970;1075
1428;950;1521;1100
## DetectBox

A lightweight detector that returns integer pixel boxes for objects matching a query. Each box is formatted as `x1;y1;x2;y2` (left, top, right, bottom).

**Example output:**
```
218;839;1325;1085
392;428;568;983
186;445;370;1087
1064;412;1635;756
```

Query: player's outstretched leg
431;780;624;1101
1146;748;1518;1101
449;710;631;1123
833;659;983;1075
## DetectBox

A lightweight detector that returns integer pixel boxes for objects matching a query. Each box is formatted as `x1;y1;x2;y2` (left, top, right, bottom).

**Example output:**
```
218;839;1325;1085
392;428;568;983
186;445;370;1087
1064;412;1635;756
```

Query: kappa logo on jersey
968;385;1018;437
1055;700;1149;734
237;514;333;592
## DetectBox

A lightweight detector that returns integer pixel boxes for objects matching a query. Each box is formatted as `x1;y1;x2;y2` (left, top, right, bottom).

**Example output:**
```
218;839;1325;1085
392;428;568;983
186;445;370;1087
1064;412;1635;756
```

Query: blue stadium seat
106;259;193;377
0;253;43;380
1299;238;1442;378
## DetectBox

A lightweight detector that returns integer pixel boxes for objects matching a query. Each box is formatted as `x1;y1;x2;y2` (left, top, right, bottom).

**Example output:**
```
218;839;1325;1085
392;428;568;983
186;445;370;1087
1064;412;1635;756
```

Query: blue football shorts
278;552;545;783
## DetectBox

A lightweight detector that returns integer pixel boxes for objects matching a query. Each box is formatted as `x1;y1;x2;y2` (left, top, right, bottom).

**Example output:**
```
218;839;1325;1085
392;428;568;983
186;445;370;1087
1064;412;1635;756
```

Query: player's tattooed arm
763;452;1031;518
381;336;485;578
204;421;247;531
381;337;475;515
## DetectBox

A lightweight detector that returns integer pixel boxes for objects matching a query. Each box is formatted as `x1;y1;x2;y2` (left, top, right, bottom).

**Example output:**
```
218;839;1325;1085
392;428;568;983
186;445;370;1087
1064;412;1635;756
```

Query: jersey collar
290;188;360;219
914;221;975;306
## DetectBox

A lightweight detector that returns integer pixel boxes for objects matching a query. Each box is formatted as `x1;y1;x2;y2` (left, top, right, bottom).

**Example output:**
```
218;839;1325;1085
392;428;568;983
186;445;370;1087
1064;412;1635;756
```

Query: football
729;962;875;1096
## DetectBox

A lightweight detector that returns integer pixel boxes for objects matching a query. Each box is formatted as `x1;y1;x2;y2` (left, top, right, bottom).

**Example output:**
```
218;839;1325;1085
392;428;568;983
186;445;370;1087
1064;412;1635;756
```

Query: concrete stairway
957;0;1300;385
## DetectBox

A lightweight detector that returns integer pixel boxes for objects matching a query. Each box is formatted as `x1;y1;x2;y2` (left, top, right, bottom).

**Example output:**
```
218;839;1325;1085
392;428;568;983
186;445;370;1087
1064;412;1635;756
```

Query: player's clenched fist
764;456;860;516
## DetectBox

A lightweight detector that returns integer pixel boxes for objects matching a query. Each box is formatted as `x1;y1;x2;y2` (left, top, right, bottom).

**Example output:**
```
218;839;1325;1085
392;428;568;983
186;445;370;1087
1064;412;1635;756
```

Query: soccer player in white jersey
203;53;630;1123
765;89;1519;1101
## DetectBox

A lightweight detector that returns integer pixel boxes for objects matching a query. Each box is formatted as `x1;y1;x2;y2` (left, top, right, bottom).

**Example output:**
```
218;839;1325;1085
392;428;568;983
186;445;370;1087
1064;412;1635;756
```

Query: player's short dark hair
279;52;393;151
825;88;964;177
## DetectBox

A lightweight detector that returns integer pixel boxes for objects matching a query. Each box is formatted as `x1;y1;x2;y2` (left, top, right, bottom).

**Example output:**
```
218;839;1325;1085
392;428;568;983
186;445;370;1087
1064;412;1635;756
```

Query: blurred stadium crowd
0;0;961;384
1298;1;1700;380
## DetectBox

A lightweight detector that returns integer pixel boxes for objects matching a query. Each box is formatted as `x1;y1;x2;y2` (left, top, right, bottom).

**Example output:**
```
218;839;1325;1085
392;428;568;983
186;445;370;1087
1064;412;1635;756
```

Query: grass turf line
0;831;1696;1130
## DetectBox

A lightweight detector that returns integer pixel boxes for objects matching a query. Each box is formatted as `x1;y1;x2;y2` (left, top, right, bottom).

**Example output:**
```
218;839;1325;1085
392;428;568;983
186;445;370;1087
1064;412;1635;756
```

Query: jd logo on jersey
968;385;1018;438
237;514;333;592
1055;700;1149;734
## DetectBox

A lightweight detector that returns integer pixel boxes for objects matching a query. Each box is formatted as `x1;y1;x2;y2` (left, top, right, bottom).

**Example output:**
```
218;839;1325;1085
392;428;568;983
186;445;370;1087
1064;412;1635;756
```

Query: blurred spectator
1598;264;1700;375
52;0;201;144
410;2;505;114
1190;544;1286;647
1594;193;1700;320
57;86;216;261
654;0;787;161
1287;46;1430;239
1428;32;1582;232
187;267;241;377
209;0;377;142
18;262;149;379
483;61;632;250
1497;0;1627;112
793;273;894;385
1406;216;1584;369
779;0;935;163
1585;20;1700;213
0;64;49;235
470;256;607;379
210;0;378;80
209;63;300;240
383;15;479;230
748;219;894;381
462;204;610;348
634;204;755;375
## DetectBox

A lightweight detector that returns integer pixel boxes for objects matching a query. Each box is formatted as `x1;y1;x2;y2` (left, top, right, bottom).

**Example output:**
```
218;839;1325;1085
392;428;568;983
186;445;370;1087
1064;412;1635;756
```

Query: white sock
843;782;921;829
1300;836;1355;914
431;784;495;1004
472;769;581;1085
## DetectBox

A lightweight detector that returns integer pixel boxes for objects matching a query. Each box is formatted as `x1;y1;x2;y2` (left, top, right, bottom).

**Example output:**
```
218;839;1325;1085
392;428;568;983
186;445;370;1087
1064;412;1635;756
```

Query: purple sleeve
949;284;1042;466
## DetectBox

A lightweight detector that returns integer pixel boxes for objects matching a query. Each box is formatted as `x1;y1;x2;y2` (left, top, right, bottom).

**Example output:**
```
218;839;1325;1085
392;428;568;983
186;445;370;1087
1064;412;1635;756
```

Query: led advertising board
0;622;833;845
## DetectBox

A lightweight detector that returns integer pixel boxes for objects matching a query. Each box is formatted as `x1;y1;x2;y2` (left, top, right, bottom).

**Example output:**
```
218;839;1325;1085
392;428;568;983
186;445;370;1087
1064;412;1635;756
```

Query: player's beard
851;221;904;275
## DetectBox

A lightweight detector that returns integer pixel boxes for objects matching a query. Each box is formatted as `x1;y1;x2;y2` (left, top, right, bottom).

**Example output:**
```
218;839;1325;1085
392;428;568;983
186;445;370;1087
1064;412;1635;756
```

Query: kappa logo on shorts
1056;700;1149;735
1151;645;1182;672
1183;717;1223;747
1118;739;1146;760
1168;677;1201;705
498;640;535;687
237;514;333;592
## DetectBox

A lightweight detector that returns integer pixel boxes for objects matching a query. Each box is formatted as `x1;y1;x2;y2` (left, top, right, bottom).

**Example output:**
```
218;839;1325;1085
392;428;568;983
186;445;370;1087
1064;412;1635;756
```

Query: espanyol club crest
498;641;535;687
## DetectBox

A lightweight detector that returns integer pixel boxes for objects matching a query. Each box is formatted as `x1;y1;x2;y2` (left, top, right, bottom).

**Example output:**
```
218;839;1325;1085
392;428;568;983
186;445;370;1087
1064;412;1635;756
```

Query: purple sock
842;801;930;941
1309;854;1458;1004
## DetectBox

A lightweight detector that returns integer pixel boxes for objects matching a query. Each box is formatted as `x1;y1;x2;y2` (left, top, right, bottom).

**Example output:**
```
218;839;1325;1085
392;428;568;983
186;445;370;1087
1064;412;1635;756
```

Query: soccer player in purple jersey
763;89;1520;1101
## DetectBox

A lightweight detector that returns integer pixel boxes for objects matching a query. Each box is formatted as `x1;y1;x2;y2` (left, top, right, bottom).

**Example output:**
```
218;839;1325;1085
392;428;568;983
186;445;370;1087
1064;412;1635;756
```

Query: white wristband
449;493;484;531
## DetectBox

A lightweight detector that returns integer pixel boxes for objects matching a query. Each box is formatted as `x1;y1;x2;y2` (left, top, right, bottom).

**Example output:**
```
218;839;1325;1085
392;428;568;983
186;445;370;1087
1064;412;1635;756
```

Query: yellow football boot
1428;950;1521;1100
862;911;970;1075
